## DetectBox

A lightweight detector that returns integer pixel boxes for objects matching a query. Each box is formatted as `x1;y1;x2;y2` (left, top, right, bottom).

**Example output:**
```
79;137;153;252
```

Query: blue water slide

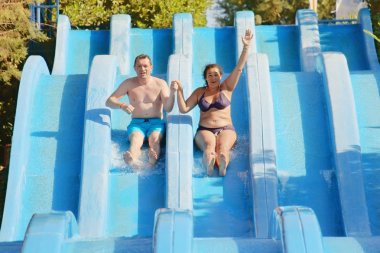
78;14;174;240
52;15;109;75
190;13;254;239
3;6;380;253
316;52;371;236
22;211;78;253
0;56;87;242
351;70;380;236
263;10;342;239
154;11;278;252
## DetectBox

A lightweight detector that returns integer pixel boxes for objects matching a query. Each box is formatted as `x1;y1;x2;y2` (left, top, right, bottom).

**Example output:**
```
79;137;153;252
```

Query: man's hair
134;54;152;67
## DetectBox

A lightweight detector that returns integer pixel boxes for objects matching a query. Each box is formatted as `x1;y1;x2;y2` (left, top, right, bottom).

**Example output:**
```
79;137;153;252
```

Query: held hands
170;80;183;92
242;29;253;48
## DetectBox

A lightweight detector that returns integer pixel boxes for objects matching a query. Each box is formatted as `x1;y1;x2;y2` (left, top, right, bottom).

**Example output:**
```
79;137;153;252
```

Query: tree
59;0;212;28
365;0;380;58
0;0;47;147
217;0;335;25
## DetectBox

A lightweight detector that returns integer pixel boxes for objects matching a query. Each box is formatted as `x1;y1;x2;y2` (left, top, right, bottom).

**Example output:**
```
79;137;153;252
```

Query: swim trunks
127;118;165;138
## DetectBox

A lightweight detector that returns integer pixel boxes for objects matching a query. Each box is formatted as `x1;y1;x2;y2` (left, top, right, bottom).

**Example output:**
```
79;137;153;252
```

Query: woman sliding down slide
171;29;253;176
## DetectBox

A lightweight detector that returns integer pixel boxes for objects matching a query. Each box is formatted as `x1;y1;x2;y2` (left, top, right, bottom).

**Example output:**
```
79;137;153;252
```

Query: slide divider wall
153;13;194;253
272;206;324;253
296;9;321;72
109;14;131;75
358;8;380;71
78;55;118;237
21;212;78;253
316;52;371;236
52;15;71;75
0;56;50;241
235;11;278;239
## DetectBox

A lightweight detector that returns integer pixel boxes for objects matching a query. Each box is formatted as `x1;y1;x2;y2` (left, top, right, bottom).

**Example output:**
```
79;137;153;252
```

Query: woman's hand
242;29;253;48
171;80;183;92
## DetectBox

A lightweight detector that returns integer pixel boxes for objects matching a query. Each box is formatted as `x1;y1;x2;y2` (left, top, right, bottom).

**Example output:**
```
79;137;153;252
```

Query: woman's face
206;67;222;87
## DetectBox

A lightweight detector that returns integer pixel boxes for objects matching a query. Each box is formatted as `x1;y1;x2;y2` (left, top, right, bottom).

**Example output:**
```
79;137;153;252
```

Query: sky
206;0;224;27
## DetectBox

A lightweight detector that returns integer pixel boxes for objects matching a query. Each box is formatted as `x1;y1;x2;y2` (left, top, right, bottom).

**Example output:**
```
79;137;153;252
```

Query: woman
172;29;253;176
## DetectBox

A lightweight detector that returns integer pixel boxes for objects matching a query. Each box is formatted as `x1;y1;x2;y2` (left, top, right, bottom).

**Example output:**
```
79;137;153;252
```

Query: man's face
134;58;152;78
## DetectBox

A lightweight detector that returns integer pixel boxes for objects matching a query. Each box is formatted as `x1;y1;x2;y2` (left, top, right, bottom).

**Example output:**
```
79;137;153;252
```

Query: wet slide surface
105;74;167;237
271;71;344;236
15;74;87;239
256;25;301;72
191;28;253;238
351;71;380;235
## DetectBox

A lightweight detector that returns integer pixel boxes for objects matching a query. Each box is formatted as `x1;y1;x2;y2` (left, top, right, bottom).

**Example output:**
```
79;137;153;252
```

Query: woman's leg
195;130;217;176
216;130;237;176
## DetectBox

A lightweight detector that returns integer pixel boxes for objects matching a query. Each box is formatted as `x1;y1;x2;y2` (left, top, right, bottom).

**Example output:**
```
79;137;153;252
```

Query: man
106;54;175;165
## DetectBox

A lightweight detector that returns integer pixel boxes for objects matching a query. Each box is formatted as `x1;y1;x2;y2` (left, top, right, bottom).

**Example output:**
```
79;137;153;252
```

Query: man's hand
120;103;134;114
170;80;182;92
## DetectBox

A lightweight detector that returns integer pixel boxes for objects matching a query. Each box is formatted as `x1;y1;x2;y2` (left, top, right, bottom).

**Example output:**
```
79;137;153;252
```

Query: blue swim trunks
127;118;166;138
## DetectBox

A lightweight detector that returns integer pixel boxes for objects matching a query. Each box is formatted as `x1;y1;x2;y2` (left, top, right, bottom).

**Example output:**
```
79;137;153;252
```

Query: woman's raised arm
223;29;253;91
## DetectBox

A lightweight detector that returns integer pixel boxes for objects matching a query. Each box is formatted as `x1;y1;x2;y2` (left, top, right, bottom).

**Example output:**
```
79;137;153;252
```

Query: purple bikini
197;89;235;135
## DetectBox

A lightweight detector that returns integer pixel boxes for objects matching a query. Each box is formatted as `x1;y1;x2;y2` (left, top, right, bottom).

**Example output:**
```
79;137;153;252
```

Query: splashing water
192;134;250;177
110;137;165;176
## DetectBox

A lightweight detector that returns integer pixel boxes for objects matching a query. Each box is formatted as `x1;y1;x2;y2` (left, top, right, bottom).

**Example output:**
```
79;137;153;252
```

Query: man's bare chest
128;86;161;103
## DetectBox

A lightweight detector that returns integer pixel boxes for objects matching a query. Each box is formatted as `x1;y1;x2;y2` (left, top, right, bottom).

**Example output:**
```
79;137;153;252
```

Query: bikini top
198;88;231;112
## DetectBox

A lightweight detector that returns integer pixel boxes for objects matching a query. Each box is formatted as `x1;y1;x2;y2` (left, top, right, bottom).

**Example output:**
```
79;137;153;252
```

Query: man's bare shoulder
151;76;168;86
121;77;139;87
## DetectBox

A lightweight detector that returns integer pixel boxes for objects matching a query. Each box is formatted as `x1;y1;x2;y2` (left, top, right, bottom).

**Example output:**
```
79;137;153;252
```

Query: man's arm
161;80;175;112
106;81;134;114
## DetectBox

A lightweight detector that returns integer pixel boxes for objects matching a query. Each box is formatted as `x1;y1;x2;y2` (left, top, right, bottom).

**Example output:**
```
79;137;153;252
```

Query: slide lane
319;23;369;71
106;73;166;237
351;71;380;235
271;71;343;236
53;14;172;76
191;27;253;238
255;24;301;72
79;15;173;238
0;57;87;241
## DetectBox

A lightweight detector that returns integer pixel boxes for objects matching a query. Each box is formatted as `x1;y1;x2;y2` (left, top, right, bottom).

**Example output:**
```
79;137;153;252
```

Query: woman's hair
203;64;223;86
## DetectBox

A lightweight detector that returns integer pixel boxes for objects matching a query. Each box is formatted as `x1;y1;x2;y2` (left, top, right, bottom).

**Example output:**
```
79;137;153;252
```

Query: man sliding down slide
106;54;176;166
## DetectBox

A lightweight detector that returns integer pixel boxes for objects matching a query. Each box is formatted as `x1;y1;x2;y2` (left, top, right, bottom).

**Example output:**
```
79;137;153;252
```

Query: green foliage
316;0;335;20
59;0;212;28
0;0;48;146
366;0;380;57
217;0;336;25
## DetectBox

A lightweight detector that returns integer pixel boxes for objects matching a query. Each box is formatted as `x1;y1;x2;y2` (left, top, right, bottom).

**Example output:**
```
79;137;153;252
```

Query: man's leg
148;131;163;165
125;131;145;164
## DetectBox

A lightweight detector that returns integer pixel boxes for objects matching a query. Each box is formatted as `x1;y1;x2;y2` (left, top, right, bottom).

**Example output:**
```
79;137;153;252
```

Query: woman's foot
203;152;216;176
218;153;228;177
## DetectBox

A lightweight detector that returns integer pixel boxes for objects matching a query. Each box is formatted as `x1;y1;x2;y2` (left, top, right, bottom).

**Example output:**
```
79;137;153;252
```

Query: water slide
1;7;380;253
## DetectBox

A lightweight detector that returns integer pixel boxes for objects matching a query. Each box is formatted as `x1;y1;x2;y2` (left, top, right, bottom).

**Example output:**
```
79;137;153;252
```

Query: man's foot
218;153;228;177
148;148;159;165
124;151;138;165
203;152;216;176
